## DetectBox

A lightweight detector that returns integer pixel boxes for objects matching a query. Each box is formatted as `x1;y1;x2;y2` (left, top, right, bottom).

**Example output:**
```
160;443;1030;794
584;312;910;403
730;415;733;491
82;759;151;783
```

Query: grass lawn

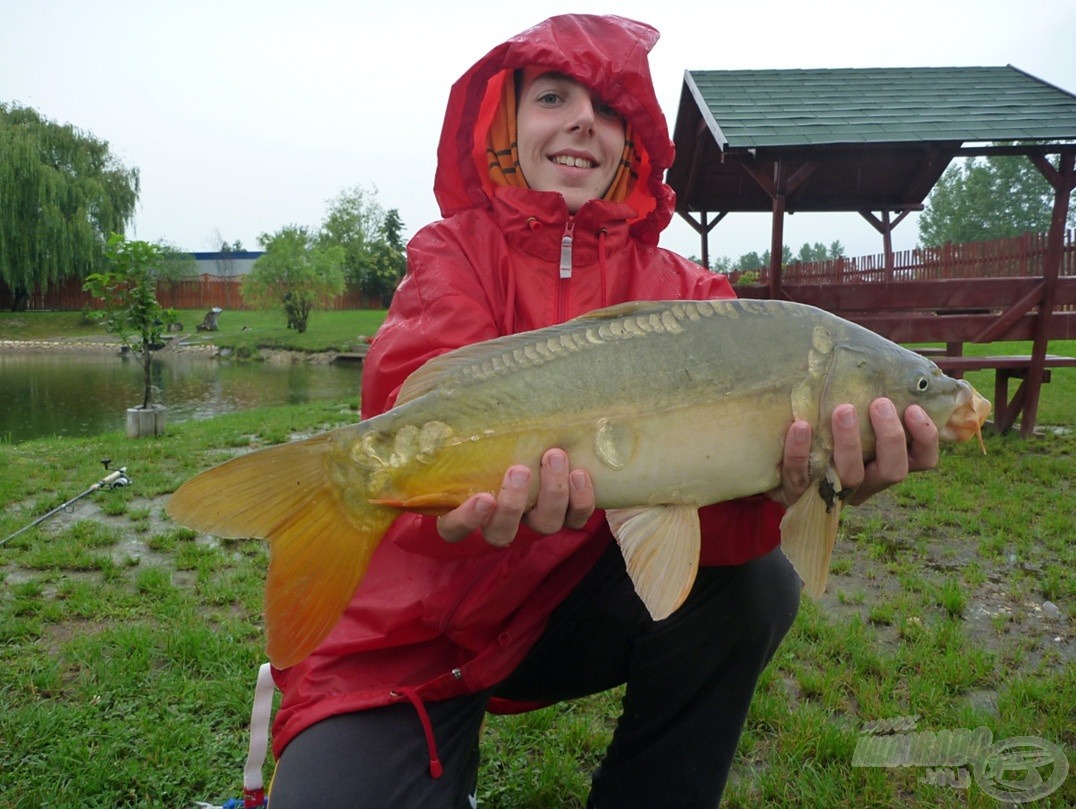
0;319;1072;807
0;308;388;354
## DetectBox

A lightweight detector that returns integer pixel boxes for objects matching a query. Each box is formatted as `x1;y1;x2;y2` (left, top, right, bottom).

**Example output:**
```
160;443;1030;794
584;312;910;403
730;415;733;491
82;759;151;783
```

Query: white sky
4;0;1075;263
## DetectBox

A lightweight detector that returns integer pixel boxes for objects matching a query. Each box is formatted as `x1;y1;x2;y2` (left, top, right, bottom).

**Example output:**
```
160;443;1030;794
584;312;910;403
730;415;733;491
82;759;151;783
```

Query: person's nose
566;97;596;135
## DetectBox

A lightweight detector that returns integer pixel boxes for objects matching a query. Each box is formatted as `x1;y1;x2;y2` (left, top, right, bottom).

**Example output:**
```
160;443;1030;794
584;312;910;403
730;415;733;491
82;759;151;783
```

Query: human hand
771;398;940;508
437;449;596;546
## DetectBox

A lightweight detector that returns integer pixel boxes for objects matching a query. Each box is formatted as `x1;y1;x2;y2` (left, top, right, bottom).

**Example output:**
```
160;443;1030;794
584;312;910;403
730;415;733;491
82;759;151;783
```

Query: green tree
792;240;846;264
0;103;140;310
155;242;199;309
736;246;793;271
918;150;1075;246
734;241;843;272
83;235;177;409
319;185;406;305
243;226;344;333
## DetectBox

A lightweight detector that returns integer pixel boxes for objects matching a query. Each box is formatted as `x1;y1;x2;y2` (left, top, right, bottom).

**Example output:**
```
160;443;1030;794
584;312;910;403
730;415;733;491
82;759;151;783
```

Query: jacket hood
434;14;676;245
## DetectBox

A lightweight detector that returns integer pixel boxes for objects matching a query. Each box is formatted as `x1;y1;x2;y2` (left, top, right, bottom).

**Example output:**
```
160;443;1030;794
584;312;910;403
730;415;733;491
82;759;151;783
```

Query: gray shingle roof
685;66;1076;150
667;65;1076;216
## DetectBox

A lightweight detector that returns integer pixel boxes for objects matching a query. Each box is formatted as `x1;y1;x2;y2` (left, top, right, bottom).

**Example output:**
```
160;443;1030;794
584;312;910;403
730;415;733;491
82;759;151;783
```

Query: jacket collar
491;187;632;261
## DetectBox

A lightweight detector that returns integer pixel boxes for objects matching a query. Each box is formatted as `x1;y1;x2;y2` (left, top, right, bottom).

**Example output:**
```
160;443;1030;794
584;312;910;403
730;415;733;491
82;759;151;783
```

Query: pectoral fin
606;505;700;621
779;466;848;598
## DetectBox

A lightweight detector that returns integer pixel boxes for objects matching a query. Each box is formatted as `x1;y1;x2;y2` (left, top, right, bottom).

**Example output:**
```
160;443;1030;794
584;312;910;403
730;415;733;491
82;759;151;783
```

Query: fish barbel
167;299;990;668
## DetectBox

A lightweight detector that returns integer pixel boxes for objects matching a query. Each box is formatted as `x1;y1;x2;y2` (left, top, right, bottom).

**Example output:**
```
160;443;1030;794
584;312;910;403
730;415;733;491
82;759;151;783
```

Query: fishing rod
1;460;130;547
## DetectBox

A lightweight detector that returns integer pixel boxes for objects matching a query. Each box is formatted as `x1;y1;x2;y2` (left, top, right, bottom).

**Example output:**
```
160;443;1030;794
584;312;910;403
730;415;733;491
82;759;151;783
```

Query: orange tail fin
166;434;398;668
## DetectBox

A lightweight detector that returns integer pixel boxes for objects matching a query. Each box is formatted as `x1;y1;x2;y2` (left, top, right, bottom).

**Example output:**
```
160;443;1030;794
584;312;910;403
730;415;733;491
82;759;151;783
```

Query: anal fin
606;505;700;621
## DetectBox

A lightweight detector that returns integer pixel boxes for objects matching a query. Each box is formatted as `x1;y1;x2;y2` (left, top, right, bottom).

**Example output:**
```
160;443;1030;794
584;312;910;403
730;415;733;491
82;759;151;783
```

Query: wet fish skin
166;299;990;668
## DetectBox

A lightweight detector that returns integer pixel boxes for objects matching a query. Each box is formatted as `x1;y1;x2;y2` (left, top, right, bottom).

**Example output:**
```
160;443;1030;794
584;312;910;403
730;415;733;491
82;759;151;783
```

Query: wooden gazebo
667;66;1076;436
668;65;1076;291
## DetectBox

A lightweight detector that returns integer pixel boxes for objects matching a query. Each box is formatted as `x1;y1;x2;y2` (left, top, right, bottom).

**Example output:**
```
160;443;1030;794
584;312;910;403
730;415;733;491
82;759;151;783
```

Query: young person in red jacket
269;14;938;808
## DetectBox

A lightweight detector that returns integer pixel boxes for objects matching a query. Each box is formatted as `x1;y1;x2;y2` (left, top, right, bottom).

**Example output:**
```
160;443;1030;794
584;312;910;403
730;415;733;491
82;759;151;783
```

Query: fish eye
915;376;930;392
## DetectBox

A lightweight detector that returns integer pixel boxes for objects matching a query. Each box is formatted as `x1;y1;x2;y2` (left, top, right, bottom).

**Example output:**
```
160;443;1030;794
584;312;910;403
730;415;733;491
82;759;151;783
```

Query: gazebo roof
667;65;1076;215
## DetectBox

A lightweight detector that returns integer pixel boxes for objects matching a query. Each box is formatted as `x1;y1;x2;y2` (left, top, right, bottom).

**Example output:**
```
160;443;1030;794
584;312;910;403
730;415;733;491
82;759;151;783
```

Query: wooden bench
929;353;1076;434
738;276;1076;436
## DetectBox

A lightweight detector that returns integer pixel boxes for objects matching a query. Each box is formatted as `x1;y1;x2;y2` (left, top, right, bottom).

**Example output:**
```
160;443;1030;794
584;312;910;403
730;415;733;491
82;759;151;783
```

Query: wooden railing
730;229;1075;286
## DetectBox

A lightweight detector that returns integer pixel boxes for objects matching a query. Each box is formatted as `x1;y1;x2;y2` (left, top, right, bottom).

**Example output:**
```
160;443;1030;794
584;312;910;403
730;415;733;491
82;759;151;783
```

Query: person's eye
536;91;562;105
595;101;620;120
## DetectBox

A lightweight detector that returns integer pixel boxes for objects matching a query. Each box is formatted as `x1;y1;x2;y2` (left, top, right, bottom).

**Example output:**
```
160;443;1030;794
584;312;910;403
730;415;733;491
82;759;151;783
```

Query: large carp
167;299;990;668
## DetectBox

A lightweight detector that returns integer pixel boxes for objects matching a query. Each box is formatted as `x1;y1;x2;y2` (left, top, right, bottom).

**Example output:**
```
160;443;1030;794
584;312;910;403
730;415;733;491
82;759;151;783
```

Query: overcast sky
4;0;1075;263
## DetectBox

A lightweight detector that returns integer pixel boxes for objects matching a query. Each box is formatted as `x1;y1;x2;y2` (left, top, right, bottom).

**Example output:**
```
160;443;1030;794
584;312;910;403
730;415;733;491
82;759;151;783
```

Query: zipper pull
559;221;574;279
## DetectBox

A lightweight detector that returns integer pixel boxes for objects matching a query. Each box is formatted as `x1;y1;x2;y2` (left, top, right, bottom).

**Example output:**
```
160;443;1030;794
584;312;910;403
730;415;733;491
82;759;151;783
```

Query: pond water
0;349;362;443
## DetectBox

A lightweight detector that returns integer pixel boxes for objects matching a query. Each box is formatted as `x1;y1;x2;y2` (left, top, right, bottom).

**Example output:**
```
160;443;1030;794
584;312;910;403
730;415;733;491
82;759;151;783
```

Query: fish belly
574;395;791;508
370;392;792;514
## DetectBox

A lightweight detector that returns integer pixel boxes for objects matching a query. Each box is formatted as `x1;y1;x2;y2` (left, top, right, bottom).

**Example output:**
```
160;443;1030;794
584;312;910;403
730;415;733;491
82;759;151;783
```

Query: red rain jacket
271;14;783;758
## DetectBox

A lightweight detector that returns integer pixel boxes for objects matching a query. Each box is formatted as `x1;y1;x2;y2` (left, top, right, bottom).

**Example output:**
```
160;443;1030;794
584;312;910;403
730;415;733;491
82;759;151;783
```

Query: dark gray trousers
269;543;801;808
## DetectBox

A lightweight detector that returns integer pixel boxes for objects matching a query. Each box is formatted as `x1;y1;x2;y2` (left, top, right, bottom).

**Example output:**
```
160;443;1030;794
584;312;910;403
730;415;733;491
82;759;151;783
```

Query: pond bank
0;336;343;364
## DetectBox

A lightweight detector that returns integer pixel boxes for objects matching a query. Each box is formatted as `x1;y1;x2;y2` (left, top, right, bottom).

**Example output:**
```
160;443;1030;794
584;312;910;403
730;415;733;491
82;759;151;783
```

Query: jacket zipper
557;219;574;321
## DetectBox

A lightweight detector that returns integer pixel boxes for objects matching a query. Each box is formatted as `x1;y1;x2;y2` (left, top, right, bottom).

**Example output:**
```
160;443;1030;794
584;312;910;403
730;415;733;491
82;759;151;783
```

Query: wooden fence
730;229;1076;285
1;274;382;312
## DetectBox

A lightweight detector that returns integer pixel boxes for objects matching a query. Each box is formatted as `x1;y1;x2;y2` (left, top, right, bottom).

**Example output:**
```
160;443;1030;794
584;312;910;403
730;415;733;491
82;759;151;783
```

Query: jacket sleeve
362;218;520;561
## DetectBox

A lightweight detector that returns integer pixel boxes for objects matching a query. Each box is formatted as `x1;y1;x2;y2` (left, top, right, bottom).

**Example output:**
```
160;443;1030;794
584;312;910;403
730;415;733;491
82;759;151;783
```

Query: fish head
937;378;991;445
818;343;990;451
886;355;991;447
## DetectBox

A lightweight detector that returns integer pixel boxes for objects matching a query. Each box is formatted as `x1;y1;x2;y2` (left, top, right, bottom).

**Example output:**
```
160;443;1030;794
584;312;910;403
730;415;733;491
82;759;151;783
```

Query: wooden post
769;173;786;300
882;210;894;281
1021;153;1075;437
700;210;709;271
675;210;727;270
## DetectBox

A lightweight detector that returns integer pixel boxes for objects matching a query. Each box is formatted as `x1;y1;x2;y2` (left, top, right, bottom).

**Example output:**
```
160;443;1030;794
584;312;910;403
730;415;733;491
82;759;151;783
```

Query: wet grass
0;402;360;807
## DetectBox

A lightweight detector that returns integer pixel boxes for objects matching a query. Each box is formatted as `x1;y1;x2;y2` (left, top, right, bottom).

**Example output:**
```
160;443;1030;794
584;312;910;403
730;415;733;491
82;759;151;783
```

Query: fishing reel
100;459;131;488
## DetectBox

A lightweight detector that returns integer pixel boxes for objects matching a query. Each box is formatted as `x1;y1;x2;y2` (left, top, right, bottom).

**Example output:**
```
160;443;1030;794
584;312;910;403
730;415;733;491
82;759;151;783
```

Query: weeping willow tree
0;102;140;310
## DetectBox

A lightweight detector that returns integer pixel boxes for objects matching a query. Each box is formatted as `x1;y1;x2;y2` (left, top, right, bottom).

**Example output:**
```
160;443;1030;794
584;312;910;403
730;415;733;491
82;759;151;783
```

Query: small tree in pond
83;235;177;409
242;226;344;333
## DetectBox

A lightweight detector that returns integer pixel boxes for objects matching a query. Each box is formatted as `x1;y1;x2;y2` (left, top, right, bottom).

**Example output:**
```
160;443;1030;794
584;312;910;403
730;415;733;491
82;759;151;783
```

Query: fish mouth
939;381;991;450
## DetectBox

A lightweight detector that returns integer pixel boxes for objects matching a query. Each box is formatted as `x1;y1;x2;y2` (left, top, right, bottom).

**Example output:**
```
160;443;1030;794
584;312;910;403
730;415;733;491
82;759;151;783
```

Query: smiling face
515;67;626;213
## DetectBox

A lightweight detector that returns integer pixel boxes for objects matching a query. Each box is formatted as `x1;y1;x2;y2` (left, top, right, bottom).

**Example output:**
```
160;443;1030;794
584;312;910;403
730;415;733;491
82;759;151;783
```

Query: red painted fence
1;274;382;312
730;229;1076;285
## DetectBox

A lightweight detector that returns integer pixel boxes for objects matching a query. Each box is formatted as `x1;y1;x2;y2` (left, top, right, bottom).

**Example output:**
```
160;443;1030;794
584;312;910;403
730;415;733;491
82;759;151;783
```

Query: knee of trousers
691;548;802;647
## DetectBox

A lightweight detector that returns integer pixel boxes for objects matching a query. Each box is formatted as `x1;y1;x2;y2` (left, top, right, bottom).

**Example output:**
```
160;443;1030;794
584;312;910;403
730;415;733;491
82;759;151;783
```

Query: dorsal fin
395;301;677;406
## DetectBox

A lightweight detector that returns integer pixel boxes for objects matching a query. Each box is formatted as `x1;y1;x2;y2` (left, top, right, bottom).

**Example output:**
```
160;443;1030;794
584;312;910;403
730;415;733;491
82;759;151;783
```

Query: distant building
191;251;265;278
